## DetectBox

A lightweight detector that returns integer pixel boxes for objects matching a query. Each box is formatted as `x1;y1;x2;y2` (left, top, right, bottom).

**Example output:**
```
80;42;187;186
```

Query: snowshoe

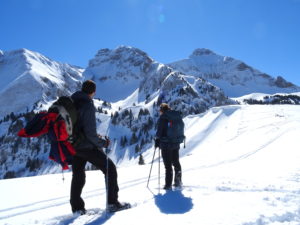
107;202;131;213
73;209;87;216
163;185;172;190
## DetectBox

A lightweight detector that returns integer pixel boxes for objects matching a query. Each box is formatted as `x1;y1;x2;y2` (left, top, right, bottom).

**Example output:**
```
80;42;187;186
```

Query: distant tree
27;158;42;172
138;109;144;118
144;108;150;115
9;112;16;121
129;109;133;128
3;171;16;179
111;111;119;125
123;136;128;146
103;101;108;107
120;136;128;147
140;138;146;148
130;132;138;145
97;107;103;113
135;144;140;153
138;154;145;165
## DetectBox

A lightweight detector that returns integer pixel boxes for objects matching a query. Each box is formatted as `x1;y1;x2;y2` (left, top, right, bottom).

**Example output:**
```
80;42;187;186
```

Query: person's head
82;80;96;98
159;103;170;114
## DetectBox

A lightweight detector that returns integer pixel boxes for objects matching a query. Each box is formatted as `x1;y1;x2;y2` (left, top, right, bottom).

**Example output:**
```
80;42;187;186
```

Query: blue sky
1;0;300;85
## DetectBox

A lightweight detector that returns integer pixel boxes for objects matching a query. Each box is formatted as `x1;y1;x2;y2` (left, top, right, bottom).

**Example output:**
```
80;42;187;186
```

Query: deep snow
1;104;300;225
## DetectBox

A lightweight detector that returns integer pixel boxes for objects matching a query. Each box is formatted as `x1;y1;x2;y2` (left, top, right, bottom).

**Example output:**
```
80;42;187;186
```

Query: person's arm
156;117;164;139
155;116;168;148
82;105;106;149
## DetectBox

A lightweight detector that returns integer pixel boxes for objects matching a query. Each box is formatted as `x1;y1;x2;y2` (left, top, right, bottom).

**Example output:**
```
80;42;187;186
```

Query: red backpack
18;96;77;170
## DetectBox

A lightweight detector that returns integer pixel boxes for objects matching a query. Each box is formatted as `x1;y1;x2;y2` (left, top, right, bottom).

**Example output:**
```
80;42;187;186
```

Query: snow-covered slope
84;46;231;107
168;48;300;97
0;46;233;179
0;49;84;179
2;45;300;180
0;48;83;118
77;46;234;167
232;92;300;105
1;104;300;225
84;46;232;113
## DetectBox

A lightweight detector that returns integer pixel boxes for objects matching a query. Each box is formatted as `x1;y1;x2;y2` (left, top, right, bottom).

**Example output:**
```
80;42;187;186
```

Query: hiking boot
174;181;183;188
174;171;182;187
107;202;131;212
163;185;172;190
73;209;87;215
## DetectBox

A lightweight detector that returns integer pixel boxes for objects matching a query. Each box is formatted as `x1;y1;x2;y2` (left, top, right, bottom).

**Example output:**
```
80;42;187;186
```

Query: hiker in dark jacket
70;80;129;214
155;103;183;190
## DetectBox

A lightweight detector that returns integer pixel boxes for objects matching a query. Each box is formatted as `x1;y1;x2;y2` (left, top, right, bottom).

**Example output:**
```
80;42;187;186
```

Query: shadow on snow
53;209;113;225
154;190;193;214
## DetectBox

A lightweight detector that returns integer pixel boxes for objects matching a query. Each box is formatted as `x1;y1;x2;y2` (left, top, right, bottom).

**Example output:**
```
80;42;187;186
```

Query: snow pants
161;143;182;187
70;148;119;212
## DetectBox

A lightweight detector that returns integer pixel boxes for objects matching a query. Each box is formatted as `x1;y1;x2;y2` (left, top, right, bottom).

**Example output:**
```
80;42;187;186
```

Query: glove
104;136;110;148
98;135;110;148
154;138;160;149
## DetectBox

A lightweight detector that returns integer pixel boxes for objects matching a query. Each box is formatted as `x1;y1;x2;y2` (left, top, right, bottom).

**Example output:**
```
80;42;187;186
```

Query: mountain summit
84;46;154;102
168;48;300;97
0;48;83;118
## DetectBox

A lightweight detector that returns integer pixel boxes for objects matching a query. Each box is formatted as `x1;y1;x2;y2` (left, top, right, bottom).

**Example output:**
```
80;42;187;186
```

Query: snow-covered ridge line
233;92;300;105
0;48;84;118
168;48;300;97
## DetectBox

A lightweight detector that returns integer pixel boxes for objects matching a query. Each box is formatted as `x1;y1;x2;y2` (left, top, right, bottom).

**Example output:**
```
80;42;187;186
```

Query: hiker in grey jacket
70;80;129;214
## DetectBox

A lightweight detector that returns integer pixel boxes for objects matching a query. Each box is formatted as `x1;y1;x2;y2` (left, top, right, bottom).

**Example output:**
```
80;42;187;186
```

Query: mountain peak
7;48;32;56
89;46;153;68
191;48;216;57
4;48;47;64
85;46;157;101
169;48;300;97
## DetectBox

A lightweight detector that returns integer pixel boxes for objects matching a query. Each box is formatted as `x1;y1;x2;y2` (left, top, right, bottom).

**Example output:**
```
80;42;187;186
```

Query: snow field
1;105;300;225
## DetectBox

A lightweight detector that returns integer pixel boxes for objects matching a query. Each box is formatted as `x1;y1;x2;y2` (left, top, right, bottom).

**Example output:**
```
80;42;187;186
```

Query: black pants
70;148;119;212
161;144;182;187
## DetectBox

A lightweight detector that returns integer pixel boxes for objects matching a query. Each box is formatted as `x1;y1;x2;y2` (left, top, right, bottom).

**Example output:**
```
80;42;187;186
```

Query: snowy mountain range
0;46;299;179
84;46;231;115
168;48;300;97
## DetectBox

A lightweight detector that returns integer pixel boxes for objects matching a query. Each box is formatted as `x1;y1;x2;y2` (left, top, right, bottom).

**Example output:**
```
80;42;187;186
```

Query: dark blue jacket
156;111;180;150
71;91;106;150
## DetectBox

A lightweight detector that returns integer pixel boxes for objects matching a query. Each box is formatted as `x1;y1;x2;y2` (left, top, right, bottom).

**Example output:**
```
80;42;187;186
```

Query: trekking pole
158;148;161;194
146;146;157;188
105;147;109;217
103;133;110;217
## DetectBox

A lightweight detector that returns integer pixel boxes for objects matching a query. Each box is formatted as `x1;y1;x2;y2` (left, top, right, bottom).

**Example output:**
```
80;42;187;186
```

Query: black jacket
156;114;168;141
71;91;106;150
